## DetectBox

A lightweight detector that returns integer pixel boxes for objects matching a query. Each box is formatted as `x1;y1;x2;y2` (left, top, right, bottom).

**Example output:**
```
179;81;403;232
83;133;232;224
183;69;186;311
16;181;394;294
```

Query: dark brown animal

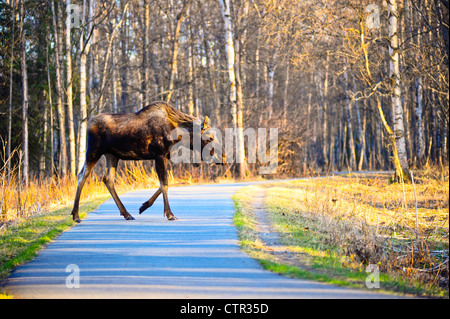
71;101;222;223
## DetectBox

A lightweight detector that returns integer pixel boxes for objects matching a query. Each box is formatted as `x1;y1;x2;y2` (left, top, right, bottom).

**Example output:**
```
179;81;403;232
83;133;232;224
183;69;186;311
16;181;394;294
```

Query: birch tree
66;0;76;177
218;0;245;178
388;0;410;181
1;0;448;181
78;0;90;174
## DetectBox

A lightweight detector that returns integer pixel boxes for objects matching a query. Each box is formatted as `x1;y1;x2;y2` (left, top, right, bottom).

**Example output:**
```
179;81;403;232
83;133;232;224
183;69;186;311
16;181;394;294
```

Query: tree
19;0;28;185
51;0;68;177
66;0;76;177
1;0;448;182
7;0;16;178
78;0;90;174
166;0;193;103
218;0;245;179
388;0;410;181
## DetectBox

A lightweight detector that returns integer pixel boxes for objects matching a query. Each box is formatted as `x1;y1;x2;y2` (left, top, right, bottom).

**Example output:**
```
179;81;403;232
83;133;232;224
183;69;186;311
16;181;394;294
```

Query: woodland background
0;0;448;183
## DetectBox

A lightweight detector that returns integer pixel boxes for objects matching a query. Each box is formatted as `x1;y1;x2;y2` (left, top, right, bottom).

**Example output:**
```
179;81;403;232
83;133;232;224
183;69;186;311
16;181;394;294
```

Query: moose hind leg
103;154;135;220
139;189;162;214
155;156;177;220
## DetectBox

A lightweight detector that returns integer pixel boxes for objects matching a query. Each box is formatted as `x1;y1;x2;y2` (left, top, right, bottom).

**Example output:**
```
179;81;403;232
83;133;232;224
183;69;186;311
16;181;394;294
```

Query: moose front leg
155;156;177;221
71;161;96;223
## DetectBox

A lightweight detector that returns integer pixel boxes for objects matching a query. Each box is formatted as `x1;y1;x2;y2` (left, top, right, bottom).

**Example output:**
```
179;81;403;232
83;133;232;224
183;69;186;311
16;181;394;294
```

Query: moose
71;101;224;223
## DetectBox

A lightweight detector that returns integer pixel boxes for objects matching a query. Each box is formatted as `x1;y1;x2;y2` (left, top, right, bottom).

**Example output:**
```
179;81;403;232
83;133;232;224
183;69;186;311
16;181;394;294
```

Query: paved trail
4;182;400;298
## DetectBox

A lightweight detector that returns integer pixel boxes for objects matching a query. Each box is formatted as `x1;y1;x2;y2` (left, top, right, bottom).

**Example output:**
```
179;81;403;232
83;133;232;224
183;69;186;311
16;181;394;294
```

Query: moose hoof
139;204;148;214
74;219;82;223
125;215;135;221
168;215;178;221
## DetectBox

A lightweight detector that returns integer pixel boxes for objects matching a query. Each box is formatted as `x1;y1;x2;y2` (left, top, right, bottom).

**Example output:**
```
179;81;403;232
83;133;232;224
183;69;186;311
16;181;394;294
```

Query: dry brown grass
0;156;233;231
264;166;449;296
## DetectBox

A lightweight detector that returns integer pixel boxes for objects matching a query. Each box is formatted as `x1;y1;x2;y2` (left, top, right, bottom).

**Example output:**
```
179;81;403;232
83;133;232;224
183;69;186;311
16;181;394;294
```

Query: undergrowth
263;167;448;297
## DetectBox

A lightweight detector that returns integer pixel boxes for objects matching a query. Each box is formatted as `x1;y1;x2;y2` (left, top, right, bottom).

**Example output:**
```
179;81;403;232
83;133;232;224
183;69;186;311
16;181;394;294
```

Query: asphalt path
4;182;402;298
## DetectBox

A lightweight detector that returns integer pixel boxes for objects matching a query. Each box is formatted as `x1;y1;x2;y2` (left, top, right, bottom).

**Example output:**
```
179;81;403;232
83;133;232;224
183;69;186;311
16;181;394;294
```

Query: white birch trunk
267;32;280;120
187;41;195;115
388;0;409;178
235;35;246;178
88;0;96;114
78;0;89;174
66;0;76;177
112;38;118;112
141;0;150;108
218;0;237;127
322;52;329;168
343;65;356;170
283;57;290;120
218;0;245;178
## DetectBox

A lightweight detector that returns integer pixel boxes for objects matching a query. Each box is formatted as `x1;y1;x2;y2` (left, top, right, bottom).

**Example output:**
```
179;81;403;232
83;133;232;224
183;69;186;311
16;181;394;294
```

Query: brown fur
70;101;217;223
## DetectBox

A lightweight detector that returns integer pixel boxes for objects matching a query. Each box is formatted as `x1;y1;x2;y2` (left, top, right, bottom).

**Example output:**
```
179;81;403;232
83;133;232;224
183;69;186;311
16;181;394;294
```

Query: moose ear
203;116;209;128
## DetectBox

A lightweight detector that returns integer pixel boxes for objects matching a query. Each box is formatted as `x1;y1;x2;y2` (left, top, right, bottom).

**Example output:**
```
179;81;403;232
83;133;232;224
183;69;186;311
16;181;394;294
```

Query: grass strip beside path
232;174;448;298
0;195;109;296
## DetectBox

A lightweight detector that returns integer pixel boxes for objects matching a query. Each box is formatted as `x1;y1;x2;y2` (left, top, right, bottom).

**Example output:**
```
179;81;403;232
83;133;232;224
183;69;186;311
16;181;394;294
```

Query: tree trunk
255;28;260;99
166;0;193;103
405;0;425;164
46;37;55;176
112;38;118;112
356;96;368;170
202;33;220;125
7;0;16;178
88;0;96;114
142;0;150;107
375;95;406;182
120;0;129;111
66;0;76;178
235;31;246;178
322;52;329;169
19;0;29;186
41;89;48;177
97;1;129;111
267;32;280;120
388;0;410;181
283;56;290;121
78;0;89;174
218;0;245;179
343;64;356;170
51;0;68;177
187;35;195;115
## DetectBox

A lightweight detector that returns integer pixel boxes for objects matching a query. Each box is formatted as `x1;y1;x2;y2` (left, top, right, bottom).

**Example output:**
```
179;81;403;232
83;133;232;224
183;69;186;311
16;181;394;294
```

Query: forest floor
232;169;449;298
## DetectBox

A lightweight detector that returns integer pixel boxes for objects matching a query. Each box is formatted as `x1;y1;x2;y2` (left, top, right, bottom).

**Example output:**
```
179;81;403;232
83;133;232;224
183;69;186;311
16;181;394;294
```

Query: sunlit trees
0;0;447;182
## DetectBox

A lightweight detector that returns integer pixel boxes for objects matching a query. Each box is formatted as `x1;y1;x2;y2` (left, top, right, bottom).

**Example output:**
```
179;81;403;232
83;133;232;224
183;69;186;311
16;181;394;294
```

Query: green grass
0;195;109;296
263;192;421;295
232;186;374;290
232;181;448;298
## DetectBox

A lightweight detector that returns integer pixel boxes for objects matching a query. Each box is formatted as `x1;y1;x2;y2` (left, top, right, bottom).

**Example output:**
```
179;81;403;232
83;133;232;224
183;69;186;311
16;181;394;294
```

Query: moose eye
203;134;214;142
